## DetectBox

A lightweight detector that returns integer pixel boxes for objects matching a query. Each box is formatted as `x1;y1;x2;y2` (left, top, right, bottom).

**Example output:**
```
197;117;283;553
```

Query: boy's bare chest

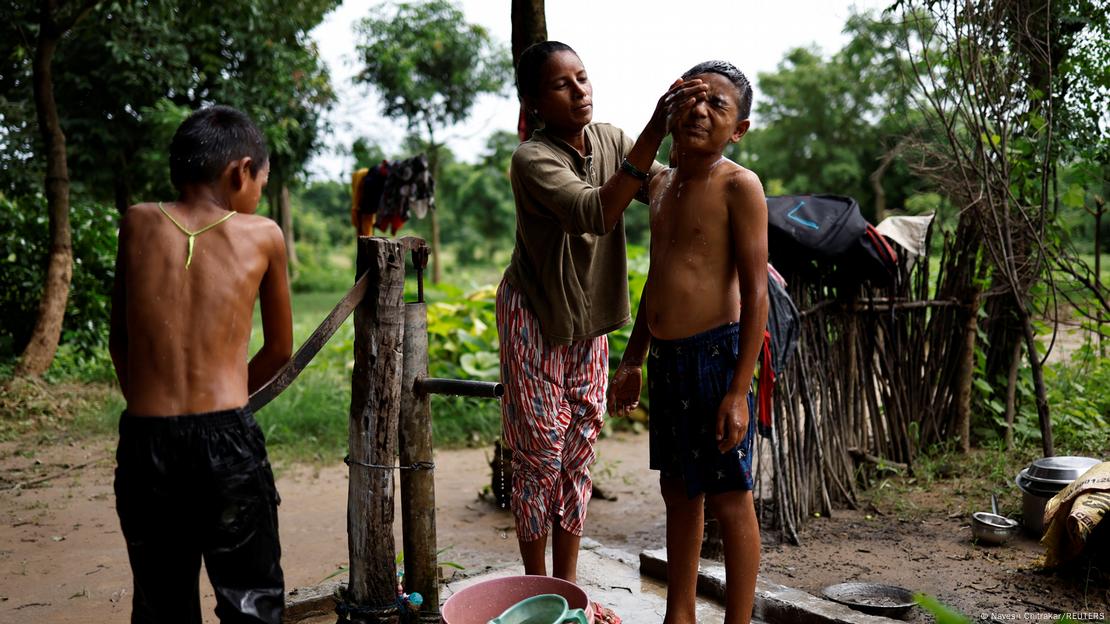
649;183;730;255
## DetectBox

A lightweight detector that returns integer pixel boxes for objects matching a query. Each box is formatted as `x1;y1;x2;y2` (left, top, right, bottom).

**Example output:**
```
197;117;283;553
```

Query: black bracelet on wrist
620;158;649;181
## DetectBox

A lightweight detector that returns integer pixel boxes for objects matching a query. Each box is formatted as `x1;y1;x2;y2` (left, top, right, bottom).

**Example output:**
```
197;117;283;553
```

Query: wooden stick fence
757;230;978;544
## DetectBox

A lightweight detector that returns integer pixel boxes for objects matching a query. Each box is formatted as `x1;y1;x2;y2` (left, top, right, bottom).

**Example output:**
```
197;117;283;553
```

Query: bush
289;206;357;294
0;195;118;366
1004;342;1110;455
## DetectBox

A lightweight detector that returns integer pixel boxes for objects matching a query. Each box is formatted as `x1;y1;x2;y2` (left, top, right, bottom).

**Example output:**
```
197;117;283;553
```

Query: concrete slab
289;540;905;623
286;538;740;623
639;548;908;624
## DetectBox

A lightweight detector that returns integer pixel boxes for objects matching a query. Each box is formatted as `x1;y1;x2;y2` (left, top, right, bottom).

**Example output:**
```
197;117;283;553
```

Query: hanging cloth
376;154;435;235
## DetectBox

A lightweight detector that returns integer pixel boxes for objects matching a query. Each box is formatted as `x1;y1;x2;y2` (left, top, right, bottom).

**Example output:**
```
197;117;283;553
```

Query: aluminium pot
1014;455;1099;537
1020;487;1051;536
1025;456;1099;485
1015;471;1061;536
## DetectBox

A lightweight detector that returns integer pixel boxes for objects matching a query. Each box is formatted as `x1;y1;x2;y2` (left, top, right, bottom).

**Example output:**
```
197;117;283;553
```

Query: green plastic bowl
488;593;589;624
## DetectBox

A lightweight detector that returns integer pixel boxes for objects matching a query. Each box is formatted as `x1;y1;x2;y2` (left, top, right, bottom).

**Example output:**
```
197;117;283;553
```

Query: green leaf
913;593;971;623
1060;184;1087;210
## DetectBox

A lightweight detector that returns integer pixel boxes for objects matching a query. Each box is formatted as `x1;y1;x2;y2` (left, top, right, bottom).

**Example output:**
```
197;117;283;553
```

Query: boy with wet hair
609;61;768;624
110;105;292;624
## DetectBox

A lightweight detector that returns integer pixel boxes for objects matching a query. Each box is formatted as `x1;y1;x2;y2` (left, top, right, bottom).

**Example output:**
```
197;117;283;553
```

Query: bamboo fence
754;230;977;544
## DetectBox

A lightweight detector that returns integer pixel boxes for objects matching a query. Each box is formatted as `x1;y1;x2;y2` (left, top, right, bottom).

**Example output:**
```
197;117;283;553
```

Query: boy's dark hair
169;105;269;191
682;61;753;121
515;40;578;100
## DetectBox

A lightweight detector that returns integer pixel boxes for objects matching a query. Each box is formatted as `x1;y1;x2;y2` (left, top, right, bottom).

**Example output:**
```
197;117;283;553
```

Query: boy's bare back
113;201;289;416
108;105;292;624
645;160;765;340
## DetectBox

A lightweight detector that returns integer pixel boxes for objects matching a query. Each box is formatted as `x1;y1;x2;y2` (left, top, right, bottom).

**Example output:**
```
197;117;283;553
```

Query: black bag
766;266;799;376
851;224;900;284
766;194;868;260
767;194;899;285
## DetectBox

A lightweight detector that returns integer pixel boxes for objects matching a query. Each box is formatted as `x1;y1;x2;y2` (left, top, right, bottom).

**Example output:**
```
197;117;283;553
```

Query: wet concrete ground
291;538;753;623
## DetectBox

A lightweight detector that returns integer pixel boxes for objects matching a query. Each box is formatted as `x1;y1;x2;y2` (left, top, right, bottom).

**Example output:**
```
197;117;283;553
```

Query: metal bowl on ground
822;582;917;619
971;512;1019;545
1025;456;1099;485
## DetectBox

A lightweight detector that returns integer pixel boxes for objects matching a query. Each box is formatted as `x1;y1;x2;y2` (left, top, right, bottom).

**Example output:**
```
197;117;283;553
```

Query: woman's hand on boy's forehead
650;78;708;136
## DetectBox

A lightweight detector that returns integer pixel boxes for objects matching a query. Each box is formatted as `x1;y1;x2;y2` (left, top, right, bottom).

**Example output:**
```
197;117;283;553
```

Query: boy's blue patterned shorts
648;322;756;499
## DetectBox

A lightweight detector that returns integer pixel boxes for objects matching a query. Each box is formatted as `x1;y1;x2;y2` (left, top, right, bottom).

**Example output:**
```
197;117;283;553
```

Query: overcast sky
307;0;893;180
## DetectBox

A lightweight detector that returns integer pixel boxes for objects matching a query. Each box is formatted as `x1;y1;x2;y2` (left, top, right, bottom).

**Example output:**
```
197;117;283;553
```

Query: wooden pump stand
345;237;405;624
399;245;439;623
341;238;502;624
246;237;501;623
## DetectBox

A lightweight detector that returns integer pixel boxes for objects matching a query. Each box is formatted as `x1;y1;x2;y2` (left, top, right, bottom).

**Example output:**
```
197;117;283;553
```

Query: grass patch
862;442;1041;521
251;290;353;463
430;396;501;447
249;285;506;462
255;367;350;463
0;377;123;443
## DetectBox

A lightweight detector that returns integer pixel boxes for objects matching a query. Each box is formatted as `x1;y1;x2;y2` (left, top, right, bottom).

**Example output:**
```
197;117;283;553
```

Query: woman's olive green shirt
504;123;662;345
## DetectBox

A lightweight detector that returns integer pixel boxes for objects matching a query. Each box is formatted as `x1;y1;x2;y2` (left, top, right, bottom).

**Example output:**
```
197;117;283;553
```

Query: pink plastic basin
441;575;594;624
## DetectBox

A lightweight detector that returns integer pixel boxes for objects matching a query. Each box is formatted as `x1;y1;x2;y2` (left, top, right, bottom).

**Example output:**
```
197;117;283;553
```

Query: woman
497;40;705;598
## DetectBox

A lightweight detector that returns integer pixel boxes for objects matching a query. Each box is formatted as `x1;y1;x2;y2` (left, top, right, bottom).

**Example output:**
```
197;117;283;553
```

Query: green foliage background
0;195;118;367
0;3;1105;458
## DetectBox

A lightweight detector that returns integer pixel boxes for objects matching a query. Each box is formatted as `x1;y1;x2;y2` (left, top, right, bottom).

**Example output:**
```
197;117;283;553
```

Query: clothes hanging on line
350;154;435;237
377;154;435;235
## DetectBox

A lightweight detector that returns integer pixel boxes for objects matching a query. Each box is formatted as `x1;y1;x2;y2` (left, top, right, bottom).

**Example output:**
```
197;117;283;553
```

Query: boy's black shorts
114;406;283;624
648;322;757;499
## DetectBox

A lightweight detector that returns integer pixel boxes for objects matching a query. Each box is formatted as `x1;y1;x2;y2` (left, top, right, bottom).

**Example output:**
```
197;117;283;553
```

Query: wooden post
400;301;440;621
346;237;405;624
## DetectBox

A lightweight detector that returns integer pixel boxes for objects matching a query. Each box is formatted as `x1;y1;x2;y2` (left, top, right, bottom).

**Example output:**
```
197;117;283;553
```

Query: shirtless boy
109;105;292;624
608;61;769;624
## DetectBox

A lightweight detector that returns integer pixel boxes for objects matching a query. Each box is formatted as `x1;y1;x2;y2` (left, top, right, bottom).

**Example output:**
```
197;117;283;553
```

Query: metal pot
1015;473;1058;536
1026;456;1099;485
1020;489;1050;536
1014;456;1098;537
1016;470;1062;497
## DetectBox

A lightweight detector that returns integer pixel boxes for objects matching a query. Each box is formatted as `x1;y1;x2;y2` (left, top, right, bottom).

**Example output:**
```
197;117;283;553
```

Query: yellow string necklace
158;202;235;270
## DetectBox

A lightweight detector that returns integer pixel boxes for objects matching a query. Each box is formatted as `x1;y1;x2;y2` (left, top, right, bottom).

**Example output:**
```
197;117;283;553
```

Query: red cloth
758;329;774;436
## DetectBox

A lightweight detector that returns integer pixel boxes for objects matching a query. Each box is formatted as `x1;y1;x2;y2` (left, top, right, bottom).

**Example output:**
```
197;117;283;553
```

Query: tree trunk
17;17;72;378
279;184;296;267
430;210;441;284
511;0;546;64
944;216;984;454
868;140;905;224
1004;339;1022;451
1020;310;1054;457
1096;197;1104;357
267;176;297;269
511;0;546;141
113;152;131;214
424;127;442;284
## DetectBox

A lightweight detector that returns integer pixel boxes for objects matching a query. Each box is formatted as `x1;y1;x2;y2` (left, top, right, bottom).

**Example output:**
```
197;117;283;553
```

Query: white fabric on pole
876;213;935;257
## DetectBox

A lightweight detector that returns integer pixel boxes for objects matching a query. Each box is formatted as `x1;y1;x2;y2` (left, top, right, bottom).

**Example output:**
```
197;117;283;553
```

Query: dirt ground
1;431;1106;624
